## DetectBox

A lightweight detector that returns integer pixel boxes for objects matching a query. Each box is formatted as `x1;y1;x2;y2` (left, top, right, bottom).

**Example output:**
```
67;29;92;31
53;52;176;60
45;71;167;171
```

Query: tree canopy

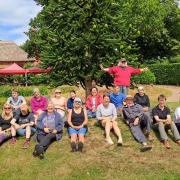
23;0;180;92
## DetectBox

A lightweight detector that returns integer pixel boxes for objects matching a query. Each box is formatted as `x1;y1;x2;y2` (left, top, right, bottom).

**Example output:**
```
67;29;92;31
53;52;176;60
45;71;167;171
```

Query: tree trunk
84;77;96;99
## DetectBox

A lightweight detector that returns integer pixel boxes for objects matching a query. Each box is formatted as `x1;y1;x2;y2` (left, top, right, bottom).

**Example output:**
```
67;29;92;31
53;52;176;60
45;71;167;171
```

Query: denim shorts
68;127;87;135
17;127;36;136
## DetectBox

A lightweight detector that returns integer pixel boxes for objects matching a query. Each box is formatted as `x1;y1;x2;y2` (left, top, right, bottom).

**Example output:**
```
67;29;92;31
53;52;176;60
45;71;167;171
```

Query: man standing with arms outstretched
100;58;148;95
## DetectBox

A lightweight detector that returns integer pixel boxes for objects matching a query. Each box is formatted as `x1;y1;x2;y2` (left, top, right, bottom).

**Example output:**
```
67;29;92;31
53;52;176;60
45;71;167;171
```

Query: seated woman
68;98;88;152
0;103;14;145
96;94;123;145
134;86;152;124
174;106;180;133
67;90;76;110
33;101;64;159
51;88;67;121
10;104;35;148
30;88;47;123
86;87;102;118
7;88;26;115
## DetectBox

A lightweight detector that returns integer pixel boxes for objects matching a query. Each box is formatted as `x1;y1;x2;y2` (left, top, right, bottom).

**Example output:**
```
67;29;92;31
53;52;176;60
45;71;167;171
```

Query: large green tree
24;0;180;94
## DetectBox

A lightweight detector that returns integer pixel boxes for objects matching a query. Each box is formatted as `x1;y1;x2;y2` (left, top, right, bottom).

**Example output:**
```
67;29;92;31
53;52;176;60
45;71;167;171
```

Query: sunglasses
74;101;81;104
4;107;11;110
55;92;61;94
121;61;126;63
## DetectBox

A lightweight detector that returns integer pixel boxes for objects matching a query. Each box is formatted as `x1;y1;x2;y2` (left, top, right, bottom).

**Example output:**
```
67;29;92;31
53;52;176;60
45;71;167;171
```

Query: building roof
0;40;35;62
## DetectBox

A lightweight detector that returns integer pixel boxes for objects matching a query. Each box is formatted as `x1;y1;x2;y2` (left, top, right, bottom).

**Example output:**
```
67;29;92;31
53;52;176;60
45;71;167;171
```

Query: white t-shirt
174;106;180;124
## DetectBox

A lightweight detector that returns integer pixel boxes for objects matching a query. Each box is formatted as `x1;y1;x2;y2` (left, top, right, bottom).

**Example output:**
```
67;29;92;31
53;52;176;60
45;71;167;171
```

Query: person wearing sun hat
51;88;67;120
122;95;152;152
67;97;88;152
100;58;148;95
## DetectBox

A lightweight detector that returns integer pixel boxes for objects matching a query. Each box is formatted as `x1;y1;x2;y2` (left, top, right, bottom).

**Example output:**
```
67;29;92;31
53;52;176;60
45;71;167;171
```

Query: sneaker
117;137;123;146
77;142;83;152
147;133;154;142
22;141;30;149
163;140;170;149
32;150;38;157
35;144;44;155
71;142;77;152
140;143;152;152
105;137;114;145
176;139;180;146
10;137;16;144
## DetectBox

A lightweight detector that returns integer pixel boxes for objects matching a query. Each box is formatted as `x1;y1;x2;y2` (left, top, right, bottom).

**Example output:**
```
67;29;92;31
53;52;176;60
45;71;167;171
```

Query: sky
0;0;179;46
0;0;42;45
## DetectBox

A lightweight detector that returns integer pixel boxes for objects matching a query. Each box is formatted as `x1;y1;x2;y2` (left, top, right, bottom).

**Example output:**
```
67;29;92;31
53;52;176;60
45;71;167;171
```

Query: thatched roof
0;40;35;62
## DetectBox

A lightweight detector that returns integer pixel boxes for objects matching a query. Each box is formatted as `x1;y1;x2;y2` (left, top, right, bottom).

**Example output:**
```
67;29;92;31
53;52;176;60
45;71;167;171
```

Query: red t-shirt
108;66;141;86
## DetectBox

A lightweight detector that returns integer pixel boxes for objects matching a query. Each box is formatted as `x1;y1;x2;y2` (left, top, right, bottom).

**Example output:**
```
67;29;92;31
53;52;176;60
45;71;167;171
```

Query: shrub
131;70;156;85
149;63;180;85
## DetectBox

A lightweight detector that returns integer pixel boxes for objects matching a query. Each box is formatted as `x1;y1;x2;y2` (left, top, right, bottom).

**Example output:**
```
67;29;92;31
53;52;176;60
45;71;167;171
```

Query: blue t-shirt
67;98;74;109
7;96;25;107
109;93;126;108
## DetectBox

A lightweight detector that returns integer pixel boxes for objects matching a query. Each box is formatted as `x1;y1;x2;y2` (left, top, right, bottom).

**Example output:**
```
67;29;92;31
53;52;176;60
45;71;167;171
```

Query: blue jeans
17;127;36;136
119;86;129;95
87;110;96;118
68;127;87;135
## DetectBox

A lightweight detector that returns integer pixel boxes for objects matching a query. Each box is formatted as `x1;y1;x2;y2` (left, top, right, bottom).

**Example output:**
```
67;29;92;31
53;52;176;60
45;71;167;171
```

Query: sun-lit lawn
0;85;179;180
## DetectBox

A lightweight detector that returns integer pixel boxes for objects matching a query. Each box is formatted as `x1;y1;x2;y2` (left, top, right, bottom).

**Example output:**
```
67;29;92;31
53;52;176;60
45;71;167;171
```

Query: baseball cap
125;95;134;101
74;97;82;104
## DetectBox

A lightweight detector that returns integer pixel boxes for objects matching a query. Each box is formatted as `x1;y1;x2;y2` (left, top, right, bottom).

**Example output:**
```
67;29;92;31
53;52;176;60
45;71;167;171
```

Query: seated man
109;86;126;116
7;88;26;115
134;86;152;124
10;104;36;148
122;95;152;152
96;94;123;145
174;106;180;133
152;94;180;149
86;87;102;118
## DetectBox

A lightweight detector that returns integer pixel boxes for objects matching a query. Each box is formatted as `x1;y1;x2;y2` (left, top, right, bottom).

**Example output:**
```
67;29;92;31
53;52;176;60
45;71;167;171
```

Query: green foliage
0;86;51;98
131;70;156;84
149;63;180;85
23;0;180;90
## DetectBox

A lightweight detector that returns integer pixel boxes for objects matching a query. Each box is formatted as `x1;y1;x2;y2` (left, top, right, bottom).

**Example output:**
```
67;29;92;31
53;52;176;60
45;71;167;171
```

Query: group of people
0;57;179;159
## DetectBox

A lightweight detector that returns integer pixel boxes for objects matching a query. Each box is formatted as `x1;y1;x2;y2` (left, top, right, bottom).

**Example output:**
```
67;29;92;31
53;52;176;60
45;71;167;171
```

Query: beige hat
55;88;61;93
138;86;144;90
125;95;134;101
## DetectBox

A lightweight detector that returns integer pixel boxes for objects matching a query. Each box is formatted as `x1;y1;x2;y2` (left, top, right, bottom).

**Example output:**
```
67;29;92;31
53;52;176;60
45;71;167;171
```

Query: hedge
131;70;156;85
148;63;180;85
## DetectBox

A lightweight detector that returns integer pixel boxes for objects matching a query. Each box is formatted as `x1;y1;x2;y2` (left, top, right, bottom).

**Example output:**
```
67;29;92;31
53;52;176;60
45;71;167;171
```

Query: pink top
86;94;103;111
108;66;141;86
30;96;47;113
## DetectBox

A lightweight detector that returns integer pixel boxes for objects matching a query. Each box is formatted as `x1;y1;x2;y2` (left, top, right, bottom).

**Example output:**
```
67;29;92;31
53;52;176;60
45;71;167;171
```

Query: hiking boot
77;142;83;152
10;137;16;144
35;144;44;155
22;141;30;149
71;142;77;152
163;140;170;149
140;142;152;152
105;137;114;145
176;139;180;146
117;137;123;146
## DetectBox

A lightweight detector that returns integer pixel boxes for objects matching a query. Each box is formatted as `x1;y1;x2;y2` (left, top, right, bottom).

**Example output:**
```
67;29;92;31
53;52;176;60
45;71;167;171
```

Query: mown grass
0;85;179;180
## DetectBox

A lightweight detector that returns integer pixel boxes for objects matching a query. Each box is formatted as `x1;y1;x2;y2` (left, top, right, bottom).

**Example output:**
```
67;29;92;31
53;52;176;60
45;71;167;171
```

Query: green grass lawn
0;85;179;180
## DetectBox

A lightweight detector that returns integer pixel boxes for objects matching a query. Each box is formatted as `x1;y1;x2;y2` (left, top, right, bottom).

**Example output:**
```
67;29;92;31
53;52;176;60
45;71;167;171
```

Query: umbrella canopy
0;63;27;74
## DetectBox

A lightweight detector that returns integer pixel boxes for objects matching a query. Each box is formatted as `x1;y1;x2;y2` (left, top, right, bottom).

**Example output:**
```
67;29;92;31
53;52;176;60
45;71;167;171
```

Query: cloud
0;0;42;45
